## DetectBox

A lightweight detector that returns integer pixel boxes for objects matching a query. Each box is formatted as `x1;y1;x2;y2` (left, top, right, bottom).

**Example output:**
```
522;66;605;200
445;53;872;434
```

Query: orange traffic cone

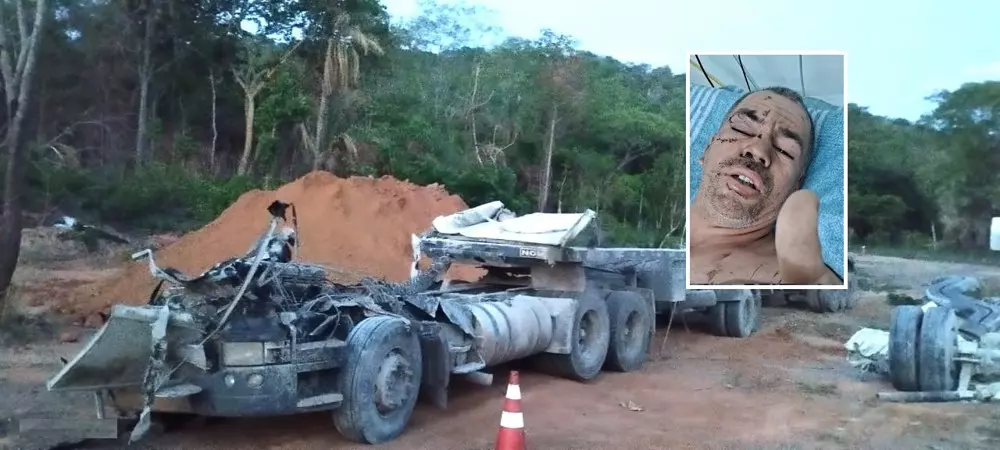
495;370;526;450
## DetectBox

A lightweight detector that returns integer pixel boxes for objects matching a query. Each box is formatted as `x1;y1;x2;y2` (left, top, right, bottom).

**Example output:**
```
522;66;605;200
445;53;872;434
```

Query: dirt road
3;254;1000;449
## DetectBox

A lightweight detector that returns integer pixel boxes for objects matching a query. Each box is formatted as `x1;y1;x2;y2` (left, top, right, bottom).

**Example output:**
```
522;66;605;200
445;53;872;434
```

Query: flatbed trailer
45;202;761;446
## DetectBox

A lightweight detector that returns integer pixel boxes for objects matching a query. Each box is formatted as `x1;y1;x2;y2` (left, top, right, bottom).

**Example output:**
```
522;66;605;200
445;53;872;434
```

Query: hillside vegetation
0;0;997;299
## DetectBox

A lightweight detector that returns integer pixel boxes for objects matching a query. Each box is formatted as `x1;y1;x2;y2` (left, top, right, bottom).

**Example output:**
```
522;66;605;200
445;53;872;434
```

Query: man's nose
741;143;771;167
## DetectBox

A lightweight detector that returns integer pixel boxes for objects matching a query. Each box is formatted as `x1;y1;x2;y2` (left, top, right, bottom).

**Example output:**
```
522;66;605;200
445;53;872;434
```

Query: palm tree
310;12;384;169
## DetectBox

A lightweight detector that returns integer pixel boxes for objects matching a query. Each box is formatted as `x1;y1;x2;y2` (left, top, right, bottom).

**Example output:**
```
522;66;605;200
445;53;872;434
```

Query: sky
381;0;1000;122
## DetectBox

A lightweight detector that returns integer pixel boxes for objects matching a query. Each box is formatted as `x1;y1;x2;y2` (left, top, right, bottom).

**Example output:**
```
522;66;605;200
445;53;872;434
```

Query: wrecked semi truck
46;200;760;445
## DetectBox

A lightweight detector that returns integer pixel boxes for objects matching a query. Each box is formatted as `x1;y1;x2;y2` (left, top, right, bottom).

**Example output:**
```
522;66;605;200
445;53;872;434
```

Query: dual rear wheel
708;290;762;338
533;290;653;380
888;305;960;392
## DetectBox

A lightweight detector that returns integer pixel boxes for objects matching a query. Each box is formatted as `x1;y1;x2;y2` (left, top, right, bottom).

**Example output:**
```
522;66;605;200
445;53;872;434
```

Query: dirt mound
69;171;475;317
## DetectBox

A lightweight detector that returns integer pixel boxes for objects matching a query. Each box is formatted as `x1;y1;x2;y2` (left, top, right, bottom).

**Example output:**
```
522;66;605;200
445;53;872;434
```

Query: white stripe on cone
499;410;524;429
505;384;521;400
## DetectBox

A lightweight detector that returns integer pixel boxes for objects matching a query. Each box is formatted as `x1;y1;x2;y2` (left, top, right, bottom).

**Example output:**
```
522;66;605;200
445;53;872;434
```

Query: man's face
698;91;812;228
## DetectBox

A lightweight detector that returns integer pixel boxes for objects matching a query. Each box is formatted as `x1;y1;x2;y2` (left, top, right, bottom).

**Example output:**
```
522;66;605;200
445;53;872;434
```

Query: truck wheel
603;291;652;372
888;305;921;391
708;290;760;338
806;290;844;313
845;275;860;309
334;316;422;444
534;291;610;381
917;307;959;392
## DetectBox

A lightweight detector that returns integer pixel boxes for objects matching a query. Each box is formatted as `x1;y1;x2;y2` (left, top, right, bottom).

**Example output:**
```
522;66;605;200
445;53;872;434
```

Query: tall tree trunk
209;69;217;173
538;102;558;212
237;94;256;175
134;0;156;165
0;0;48;301
313;37;336;168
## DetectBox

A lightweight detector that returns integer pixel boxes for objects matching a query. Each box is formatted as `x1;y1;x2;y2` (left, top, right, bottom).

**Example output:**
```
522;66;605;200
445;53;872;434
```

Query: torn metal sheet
130;304;170;443
47;305;203;392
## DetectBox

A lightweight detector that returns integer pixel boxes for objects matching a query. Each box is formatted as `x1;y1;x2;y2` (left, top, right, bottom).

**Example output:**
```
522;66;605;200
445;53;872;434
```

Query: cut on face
697;89;812;228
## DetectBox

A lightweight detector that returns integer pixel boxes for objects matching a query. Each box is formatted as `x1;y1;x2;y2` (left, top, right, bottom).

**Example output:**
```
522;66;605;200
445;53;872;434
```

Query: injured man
689;86;841;286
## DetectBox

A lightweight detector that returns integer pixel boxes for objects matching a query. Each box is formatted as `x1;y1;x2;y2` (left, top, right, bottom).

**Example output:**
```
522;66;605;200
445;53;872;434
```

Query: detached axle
884;276;1000;402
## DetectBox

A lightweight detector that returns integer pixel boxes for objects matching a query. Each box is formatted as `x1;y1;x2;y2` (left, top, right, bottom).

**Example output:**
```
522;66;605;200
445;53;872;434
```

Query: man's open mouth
731;173;758;191
721;166;765;199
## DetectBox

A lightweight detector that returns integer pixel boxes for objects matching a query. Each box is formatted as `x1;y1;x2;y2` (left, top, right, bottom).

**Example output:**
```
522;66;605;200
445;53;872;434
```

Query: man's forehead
730;91;810;128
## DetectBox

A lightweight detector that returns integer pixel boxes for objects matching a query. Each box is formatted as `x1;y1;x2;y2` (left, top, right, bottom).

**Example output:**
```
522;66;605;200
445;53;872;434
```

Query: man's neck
689;200;774;250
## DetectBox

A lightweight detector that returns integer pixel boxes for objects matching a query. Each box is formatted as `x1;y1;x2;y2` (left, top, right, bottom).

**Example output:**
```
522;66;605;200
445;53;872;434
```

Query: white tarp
689;54;845;107
410;202;597;278
990;217;1000;251
844;327;890;374
429;201;596;246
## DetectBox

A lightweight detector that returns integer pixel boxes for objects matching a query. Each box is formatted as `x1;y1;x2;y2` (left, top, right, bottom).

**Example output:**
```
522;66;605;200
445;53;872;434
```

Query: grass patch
974;411;1000;443
723;370;785;391
859;278;907;293
885;292;922;306
0;288;55;346
816;429;848;444
796;381;840;397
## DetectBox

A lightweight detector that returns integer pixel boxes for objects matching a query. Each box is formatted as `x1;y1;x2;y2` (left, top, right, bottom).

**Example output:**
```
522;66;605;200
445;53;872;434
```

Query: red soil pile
69;171;478;317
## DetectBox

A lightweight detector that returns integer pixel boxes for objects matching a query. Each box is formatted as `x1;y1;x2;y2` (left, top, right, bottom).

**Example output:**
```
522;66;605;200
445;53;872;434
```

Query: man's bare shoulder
690;243;781;285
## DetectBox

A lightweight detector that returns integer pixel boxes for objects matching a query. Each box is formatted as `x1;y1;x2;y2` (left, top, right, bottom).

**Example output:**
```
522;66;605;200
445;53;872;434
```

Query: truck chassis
46;201;761;445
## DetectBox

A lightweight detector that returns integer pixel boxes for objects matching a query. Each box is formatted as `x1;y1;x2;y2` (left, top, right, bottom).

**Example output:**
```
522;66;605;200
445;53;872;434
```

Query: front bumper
110;362;344;417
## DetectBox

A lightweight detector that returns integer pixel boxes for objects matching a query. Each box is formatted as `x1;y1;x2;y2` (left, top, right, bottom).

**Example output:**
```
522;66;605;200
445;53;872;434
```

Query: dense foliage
5;0;1000;253
10;0;684;248
849;81;1000;252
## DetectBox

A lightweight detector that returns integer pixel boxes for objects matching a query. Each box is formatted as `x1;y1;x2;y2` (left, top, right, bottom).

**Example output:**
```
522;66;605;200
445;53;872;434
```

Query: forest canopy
4;0;998;254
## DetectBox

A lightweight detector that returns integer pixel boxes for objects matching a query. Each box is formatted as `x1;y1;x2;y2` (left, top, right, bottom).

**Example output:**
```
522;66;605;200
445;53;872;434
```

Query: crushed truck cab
46;200;761;446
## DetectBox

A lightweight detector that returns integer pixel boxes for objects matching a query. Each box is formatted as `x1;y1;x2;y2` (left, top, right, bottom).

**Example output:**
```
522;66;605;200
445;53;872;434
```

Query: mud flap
418;323;450;409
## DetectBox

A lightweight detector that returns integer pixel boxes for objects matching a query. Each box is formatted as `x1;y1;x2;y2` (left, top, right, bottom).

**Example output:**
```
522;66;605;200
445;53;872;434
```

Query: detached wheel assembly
887;305;961;392
334;316;422;444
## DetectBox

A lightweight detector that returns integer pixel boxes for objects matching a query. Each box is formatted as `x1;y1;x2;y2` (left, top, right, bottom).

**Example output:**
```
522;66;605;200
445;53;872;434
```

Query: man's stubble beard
702;156;774;228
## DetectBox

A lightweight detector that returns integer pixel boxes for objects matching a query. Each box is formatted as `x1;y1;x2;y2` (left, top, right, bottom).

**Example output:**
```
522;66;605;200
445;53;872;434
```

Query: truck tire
603;291;652;372
334;316;423;444
534;291;611;381
845;275;860;309
708;290;761;338
806;290;845;313
888;305;921;391
917;307;959;392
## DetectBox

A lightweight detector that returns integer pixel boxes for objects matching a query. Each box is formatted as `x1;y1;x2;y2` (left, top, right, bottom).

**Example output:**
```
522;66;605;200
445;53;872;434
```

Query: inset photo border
685;51;848;290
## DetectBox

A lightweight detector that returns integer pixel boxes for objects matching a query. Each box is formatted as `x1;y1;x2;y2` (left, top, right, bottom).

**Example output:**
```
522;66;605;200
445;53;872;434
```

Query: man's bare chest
690;249;780;285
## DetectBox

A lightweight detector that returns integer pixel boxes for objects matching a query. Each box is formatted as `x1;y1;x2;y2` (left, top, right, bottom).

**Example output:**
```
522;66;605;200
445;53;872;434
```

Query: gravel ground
2;254;1000;449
